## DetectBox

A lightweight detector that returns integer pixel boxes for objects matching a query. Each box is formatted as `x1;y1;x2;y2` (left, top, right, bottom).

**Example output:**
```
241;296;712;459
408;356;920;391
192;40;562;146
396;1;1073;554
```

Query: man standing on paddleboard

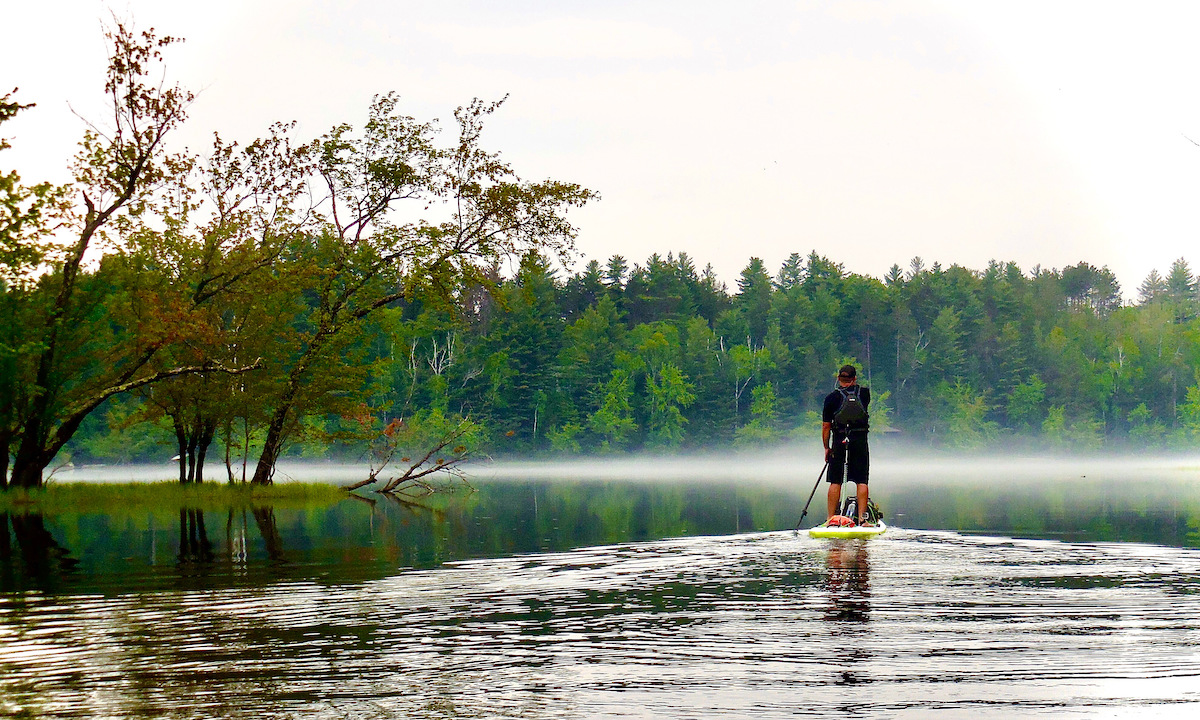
822;364;872;525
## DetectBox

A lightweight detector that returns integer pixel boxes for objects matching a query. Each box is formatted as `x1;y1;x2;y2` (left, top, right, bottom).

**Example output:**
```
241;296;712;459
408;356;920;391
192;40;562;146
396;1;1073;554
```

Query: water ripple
3;529;1200;717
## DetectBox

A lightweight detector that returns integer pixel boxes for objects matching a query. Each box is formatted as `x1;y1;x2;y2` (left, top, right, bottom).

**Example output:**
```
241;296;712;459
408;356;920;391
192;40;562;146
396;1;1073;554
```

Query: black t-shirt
822;384;870;431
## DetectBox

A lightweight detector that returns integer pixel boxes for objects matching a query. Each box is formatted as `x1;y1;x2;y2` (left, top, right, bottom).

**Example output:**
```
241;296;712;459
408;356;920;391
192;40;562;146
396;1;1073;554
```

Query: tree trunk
251;383;302;485
0;431;9;491
224;419;236;484
9;428;48;489
12;227;95;491
0;513;10;559
8;461;43;490
251;410;288;485
8;358;245;489
251;336;323;485
186;432;199;483
195;420;216;484
174;418;188;483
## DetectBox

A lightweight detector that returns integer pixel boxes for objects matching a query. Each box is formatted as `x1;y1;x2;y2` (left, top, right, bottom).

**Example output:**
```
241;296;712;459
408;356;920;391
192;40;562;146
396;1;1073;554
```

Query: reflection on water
825;541;872;690
0;512;79;590
825;541;870;625
886;477;1200;546
5;474;1198;595
177;508;213;566
2;475;1200;718
2;529;1199;718
0;480;809;594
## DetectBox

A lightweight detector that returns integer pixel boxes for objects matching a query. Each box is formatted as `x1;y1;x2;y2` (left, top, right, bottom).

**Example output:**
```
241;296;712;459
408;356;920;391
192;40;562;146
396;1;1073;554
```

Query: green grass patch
0;481;349;515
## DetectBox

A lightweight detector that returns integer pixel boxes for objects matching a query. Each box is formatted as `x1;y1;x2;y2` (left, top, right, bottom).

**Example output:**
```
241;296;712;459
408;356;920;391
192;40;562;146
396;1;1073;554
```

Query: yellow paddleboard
808;521;887;539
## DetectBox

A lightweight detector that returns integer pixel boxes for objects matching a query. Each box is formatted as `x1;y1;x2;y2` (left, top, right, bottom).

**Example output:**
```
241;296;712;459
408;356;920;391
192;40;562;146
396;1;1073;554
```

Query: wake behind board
808;521;887;539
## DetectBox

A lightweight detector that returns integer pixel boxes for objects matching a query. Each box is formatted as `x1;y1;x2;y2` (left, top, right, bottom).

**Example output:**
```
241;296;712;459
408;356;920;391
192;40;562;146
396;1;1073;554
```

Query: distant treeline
63;249;1200;465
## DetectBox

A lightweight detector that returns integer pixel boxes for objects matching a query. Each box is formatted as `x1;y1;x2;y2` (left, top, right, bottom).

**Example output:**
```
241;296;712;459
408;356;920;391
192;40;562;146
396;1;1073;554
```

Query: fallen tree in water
343;411;478;496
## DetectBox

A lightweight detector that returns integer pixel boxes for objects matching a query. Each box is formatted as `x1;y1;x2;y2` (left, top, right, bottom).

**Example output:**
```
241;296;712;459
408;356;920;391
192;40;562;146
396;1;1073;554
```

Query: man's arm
822;421;832;461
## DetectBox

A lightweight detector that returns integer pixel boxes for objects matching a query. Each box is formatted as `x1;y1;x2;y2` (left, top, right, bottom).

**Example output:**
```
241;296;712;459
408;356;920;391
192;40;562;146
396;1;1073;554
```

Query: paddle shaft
794;461;829;531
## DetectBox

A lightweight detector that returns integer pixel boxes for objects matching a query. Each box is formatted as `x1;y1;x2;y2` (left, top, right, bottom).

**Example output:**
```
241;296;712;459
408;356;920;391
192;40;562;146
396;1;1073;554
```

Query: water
3;469;1200;718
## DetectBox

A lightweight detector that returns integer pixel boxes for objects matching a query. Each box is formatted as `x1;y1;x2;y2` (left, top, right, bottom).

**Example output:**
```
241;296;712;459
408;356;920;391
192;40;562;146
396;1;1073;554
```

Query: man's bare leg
827;482;841;520
856;482;869;524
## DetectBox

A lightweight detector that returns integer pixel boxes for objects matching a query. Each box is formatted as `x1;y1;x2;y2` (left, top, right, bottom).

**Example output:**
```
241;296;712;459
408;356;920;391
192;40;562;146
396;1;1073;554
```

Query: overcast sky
6;1;1200;298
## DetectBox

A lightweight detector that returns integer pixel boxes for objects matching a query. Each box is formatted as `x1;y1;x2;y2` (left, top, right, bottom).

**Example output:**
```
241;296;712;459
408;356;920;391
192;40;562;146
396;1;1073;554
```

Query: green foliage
547;422;583;454
1042;405;1104;449
1042;405;1067;440
380;408;481;461
646;362;695;448
1006;375;1047;432
42;241;1200;462
1;92;68;287
1127;403;1166;448
734;381;781;446
587;370;638;451
934;381;998;448
1176;384;1200;441
749;381;779;424
75;397;173;463
868;389;893;431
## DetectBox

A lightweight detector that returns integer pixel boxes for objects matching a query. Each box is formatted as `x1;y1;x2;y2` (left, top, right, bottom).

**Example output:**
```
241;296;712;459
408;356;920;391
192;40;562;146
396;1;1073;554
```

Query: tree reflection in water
0;512;79;591
177;508;214;567
251;506;287;564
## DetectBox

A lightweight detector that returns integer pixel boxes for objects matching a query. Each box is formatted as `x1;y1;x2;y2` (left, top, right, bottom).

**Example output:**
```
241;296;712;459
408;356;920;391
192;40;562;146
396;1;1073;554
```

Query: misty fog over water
51;448;1200;486
473;451;1200;484
38;448;1200;550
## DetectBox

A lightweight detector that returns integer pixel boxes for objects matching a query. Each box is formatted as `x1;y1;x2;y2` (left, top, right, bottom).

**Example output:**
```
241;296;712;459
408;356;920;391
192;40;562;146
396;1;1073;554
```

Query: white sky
5;0;1200;298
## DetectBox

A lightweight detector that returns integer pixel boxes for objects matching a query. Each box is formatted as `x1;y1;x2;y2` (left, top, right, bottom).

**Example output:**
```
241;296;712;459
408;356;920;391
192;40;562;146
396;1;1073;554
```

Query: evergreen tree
560;259;606;321
604;254;628;289
777;253;805;291
478;252;564;448
884;264;904;287
679;316;733;444
1166;257;1196;322
735;257;773;344
587;369;637;450
1138;268;1167;305
558;295;624;415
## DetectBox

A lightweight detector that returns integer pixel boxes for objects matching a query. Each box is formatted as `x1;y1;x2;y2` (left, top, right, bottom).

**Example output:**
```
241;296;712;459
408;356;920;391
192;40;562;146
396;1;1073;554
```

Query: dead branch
342;416;475;494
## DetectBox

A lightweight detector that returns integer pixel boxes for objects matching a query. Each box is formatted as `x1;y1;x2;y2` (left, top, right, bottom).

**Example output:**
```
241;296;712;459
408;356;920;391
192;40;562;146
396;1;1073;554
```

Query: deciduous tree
4;24;254;488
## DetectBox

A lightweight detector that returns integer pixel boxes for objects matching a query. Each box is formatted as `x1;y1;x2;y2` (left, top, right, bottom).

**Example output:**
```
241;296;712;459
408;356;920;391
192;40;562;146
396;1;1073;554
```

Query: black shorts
828;432;869;485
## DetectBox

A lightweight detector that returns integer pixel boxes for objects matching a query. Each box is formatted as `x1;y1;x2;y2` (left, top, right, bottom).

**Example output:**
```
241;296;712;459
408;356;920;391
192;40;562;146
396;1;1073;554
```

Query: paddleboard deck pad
808;521;887;539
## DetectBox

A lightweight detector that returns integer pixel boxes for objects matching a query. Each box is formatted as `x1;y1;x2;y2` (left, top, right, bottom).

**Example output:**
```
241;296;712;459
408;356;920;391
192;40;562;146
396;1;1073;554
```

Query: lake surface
3;459;1200;718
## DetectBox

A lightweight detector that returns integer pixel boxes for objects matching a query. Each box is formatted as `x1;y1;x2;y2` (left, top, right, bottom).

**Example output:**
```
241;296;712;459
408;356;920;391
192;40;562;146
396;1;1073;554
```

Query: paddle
793;461;829;532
